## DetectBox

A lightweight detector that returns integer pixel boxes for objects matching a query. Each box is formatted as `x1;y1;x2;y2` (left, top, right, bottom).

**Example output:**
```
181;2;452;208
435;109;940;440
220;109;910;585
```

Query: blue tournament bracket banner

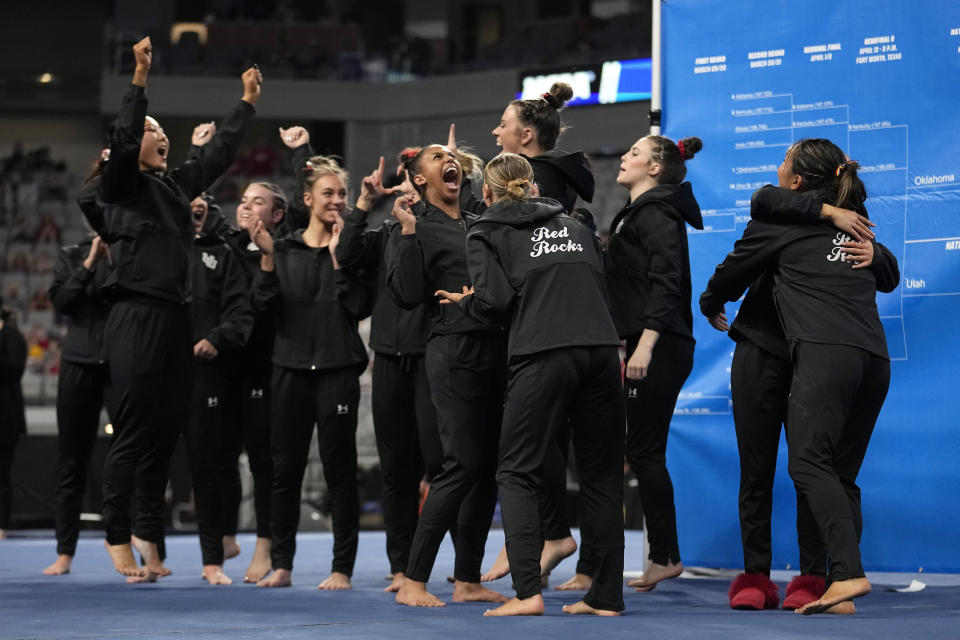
661;0;960;572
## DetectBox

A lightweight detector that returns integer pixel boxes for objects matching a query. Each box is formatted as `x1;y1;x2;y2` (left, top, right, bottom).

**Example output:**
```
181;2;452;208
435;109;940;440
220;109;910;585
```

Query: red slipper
782;574;826;610
728;573;780;610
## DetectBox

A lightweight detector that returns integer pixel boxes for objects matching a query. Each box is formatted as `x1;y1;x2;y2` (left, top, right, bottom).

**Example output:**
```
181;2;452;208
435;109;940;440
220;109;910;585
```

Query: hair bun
678;136;702;160
545;82;574;110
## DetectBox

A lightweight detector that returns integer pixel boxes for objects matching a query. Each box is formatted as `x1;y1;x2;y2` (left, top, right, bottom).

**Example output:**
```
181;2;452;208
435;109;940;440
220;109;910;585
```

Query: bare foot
453;580;509;603
627;561;683;591
385;572;406;593
131;535;171;577
482;545;510;582
203;565;233;585
126;568;158;584
257;568;292;587
540;537;577;578
826;601;856;615
556;573;593;591
317;572;352;590
244;537;272;583
483;595;544;617
43;554;73;575
223;536;241;560
562;599;621;616
0;529;7;540
396;578;446;607
104;541;142;577
797;578;870;615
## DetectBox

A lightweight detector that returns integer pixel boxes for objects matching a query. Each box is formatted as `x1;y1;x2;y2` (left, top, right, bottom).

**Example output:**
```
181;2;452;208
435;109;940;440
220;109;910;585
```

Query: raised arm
48;241;105;314
100;37;151;204
169;67;260;199
336;156;402;271
277;126;313;232
385;197;430;308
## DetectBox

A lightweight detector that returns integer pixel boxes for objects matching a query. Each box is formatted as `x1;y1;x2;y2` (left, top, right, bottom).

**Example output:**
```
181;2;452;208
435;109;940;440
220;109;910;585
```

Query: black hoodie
604;182;704;339
701;185;900;359
252;231;373;372
386;200;500;338
458;198;619;357
526;151;595;213
699;202;892;360
82;84;255;306
189;214;254;357
335;206;431;356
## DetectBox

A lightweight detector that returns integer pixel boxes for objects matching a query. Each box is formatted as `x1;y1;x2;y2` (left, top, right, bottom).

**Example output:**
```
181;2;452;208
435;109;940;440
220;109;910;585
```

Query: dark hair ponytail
510;82;574;151
645;135;702;184
788;138;866;211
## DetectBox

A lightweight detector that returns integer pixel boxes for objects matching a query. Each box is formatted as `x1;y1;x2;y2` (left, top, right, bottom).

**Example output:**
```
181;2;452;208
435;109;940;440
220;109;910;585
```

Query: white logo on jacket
202;252;219;270
207;396;219;408
529;225;583;258
827;232;852;262
336;404;350;415
250;388;264;399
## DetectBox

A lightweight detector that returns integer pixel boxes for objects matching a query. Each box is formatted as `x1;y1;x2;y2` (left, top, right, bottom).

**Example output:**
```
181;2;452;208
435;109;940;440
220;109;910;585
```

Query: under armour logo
202;251;219;270
336;404;350;415
207;396;219;407
627;387;638;399
250;388;264;399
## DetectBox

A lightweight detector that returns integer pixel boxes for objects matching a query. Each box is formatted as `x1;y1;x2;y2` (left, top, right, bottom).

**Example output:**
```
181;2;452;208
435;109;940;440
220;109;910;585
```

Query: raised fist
133;37;152;70
279;126;309;149
241;67;263;105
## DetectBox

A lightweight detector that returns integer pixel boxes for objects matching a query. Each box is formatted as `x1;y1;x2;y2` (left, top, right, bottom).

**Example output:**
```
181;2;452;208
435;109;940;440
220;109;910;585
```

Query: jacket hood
611;182;703;234
527;151;595;203
476;197;566;228
196;204;229;244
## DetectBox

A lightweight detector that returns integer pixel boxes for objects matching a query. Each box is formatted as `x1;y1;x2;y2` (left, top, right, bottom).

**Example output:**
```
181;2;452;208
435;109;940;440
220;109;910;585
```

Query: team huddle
41;37;895;618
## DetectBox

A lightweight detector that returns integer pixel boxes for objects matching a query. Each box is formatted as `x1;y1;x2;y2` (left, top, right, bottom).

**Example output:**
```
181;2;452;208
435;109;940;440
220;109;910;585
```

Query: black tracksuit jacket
386;201;500;337
604;182;705;339
189;229;254;356
703;185;900;359
699;204;892;360
457;198;620;355
48;240;112;365
81;84;255;305
222;227;276;367
335;206;430;356
252;231;373;371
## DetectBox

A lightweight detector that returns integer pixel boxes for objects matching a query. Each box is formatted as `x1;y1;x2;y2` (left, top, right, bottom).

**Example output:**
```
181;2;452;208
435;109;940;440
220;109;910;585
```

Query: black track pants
0;436;18;530
623;332;693;566
184;362;229;566
786;342;889;582
269;366;360;574
371;352;438;575
102;301;193;546
405;332;506;584
498;346;625;612
220;363;272;538
732;340;824;576
53;361;108;556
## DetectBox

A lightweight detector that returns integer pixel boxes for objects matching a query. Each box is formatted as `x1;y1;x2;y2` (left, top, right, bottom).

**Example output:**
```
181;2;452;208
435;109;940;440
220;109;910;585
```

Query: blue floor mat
1;530;957;640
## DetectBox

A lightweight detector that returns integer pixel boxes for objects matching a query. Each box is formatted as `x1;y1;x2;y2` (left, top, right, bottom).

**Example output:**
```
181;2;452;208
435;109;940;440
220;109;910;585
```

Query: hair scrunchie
541;92;561;109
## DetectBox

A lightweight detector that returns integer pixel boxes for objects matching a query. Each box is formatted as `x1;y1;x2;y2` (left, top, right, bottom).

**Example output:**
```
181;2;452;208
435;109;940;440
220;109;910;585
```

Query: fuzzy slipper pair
728;573;826;610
